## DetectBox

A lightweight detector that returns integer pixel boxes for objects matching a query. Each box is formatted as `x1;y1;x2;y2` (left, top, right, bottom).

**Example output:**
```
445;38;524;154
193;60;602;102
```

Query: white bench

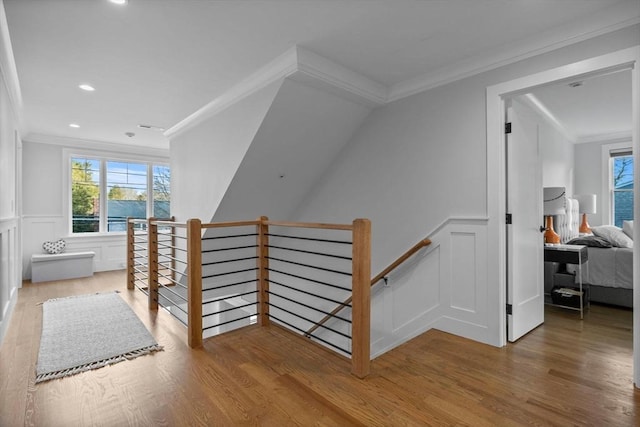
31;251;95;283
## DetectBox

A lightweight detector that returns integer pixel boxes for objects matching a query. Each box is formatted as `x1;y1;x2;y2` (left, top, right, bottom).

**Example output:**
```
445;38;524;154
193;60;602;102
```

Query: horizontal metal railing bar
202;267;258;280
266;279;352;308
266;256;352;277
133;270;148;279
267;268;352;292
201;220;260;229
128;219;148;224
133;238;148;244
152;220;187;228
157;263;187;276
267;313;351;355
268;291;351;324
133;254;148;259
202;301;256;318
202;279;257;293
202;233;258;241
134;284;149;296
201;244;258;254
266;233;352;245
265;220;353;231
201;290;258;307
166;234;186;240
133;260;148;268
202;256;258;267
156;241;185;251
158;283;188;303
156;271;187;289
156;257;186;267
133;243;147;250
268;302;351;340
157;296;188;315
266;244;352;261
202;313;257;331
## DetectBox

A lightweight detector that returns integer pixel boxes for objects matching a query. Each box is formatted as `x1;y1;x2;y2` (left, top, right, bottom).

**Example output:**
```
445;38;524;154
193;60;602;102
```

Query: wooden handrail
306;237;432;337
265;220;353;231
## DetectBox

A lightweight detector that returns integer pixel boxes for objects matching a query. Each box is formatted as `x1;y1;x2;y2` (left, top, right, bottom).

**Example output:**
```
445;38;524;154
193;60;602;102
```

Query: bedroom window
611;151;633;228
70;156;170;234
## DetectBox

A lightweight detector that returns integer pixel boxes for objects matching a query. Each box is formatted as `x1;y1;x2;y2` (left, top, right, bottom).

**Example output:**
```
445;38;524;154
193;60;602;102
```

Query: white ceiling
528;69;632;143
3;0;639;149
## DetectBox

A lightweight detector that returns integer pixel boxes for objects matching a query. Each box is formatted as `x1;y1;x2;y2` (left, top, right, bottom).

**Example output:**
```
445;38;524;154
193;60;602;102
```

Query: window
70;155;170;234
611;150;633;228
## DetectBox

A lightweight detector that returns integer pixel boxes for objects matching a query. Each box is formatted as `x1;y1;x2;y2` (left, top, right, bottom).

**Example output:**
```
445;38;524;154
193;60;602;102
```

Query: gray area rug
36;292;162;383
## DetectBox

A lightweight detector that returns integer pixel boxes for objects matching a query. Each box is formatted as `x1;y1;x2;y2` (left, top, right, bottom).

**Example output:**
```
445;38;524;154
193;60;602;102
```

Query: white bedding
568;246;633;289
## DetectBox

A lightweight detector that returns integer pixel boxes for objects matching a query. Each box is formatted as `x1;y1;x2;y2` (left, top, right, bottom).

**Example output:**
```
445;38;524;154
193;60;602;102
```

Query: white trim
601;140;634;226
519;93;576;142
388;3;640;102
165;46;387;140
26;133;169;158
486;46;640;384
577;130;633;145
0;0;24;132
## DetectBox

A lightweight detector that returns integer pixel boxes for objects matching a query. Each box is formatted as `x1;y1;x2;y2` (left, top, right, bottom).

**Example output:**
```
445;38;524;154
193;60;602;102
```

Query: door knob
539;226;546;233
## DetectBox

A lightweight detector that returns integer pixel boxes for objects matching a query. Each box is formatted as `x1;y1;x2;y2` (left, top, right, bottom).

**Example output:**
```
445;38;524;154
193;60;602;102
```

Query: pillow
43;239;66;254
591;226;633;248
623;220;634;239
566;236;613;248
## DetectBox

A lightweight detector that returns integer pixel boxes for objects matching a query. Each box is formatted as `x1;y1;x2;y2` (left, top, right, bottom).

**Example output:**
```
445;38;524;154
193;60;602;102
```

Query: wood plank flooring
1;270;638;426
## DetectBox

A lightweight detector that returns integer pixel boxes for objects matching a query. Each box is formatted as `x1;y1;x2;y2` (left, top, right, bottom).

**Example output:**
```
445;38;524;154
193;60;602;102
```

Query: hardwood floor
1;270;638;426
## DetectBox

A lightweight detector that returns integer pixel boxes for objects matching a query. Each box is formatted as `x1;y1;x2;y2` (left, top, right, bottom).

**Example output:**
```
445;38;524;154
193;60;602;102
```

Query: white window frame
63;148;170;236
601;140;632;226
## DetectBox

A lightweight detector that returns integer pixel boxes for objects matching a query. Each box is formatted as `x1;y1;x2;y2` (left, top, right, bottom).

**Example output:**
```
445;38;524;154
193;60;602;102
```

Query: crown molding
388;3;640;102
575;130;632;145
519;93;576;143
24;133;170;158
165;45;387;140
0;0;24;132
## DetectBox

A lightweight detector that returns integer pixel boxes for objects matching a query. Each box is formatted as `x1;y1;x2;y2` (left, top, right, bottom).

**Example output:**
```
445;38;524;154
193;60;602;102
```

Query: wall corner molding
0;0;24;132
165;45;388;140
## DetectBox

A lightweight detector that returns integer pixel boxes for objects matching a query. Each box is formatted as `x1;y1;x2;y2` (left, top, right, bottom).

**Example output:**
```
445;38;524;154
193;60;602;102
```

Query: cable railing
306;236;432;337
127;216;371;377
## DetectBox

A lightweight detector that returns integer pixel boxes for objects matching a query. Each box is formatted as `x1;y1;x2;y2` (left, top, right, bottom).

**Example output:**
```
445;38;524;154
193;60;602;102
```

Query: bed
545;196;633;308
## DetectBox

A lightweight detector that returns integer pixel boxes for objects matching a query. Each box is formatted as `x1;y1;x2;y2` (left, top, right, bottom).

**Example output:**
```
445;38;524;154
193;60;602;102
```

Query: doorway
486;46;640;386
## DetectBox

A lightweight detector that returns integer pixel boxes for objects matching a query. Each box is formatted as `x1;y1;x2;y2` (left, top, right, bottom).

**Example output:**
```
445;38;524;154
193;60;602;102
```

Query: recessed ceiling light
109;0;128;5
79;84;95;92
69;123;80;128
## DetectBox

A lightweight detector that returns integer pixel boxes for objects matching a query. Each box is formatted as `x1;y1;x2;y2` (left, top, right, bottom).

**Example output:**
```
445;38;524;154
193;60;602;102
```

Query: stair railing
127;216;372;377
305;237;431;337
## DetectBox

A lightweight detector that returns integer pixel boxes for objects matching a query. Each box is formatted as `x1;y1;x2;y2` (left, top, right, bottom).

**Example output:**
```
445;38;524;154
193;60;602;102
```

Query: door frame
486;46;640;385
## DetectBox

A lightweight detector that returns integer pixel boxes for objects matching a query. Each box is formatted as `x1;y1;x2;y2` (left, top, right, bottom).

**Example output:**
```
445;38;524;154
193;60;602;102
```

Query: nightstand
544;244;588;318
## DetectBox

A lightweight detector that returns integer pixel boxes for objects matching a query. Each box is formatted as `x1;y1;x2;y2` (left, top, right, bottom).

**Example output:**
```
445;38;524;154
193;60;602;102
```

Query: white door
506;99;544;342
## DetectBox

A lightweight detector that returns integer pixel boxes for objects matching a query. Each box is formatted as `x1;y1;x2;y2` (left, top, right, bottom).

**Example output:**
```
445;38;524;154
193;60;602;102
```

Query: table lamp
574;194;596;234
543;187;566;244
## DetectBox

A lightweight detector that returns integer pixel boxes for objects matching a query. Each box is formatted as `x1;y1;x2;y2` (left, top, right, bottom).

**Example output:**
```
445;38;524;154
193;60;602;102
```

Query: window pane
107;161;147;232
153;165;171;218
612;155;633;228
71;158;100;233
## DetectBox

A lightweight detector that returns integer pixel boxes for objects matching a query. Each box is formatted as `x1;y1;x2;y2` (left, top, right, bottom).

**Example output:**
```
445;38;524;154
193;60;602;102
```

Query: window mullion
100;159;107;233
148;163;153;218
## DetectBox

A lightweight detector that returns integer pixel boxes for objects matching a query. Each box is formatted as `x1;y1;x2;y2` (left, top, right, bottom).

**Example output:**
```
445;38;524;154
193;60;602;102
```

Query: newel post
187;218;203;348
257;216;270;326
126;217;134;290
147;218;159;310
351;218;371;378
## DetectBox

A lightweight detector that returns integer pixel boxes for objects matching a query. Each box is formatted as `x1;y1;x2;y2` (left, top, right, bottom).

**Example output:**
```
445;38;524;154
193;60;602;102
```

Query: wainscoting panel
371;218;489;358
0;217;20;345
22;215;127;280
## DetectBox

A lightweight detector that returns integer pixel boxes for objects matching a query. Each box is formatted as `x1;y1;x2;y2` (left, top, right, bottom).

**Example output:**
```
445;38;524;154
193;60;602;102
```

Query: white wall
0;5;21;344
287;25;640;349
170;80;283;223
21;138;169;279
